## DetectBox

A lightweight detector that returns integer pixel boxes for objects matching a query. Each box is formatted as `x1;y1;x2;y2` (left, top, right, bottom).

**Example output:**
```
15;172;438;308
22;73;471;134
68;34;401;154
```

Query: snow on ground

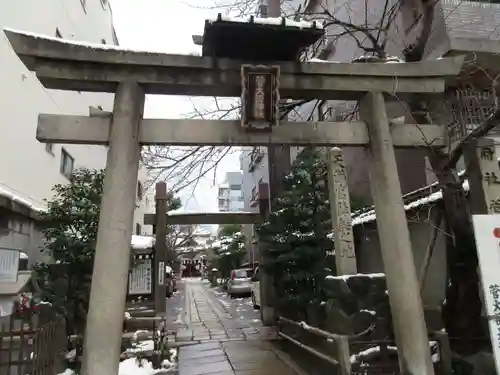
350;341;440;365
119;358;166;375
325;273;385;281
58;348;177;375
133;330;150;341
126;340;154;353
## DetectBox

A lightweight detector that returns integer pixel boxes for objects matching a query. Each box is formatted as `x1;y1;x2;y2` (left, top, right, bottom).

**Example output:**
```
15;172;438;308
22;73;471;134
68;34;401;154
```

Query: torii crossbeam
3;27;464;375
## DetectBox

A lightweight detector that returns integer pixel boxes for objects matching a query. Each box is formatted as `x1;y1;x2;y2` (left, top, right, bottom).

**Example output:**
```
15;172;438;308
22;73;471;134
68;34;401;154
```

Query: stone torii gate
3;28;463;375
144;180;265;315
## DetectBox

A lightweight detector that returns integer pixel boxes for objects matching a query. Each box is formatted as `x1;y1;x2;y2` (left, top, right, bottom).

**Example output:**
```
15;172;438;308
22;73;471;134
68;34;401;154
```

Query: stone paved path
177;279;301;375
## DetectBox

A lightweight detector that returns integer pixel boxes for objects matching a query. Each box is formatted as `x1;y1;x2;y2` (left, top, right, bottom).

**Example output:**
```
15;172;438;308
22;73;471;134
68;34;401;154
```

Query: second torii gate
4;27;463;375
146;180;266;315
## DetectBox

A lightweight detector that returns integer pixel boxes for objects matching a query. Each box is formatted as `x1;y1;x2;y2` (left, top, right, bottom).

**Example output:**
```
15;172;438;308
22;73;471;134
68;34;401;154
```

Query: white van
251;266;261;309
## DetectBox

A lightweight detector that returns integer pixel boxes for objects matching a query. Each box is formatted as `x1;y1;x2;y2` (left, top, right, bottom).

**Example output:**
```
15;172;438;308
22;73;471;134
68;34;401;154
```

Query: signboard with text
472;214;500;375
158;261;165;286
241;65;280;131
128;258;152;295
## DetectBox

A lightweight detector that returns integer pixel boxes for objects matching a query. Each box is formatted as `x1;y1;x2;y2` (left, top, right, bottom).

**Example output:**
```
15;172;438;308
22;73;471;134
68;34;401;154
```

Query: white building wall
0;0;116;209
0;0;151;264
240;147;270;258
217;172;243;212
133;167;153;236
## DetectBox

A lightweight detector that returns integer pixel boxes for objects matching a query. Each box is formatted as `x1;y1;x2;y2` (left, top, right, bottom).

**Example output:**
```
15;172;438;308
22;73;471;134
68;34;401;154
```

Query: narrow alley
173;278;303;375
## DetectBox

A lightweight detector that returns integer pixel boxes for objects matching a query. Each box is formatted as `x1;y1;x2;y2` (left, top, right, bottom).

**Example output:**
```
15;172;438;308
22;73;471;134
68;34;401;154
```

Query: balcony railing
248;147;265;172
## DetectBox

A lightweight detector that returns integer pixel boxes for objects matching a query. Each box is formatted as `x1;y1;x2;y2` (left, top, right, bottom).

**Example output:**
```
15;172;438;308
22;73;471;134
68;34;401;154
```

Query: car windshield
234;269;253;278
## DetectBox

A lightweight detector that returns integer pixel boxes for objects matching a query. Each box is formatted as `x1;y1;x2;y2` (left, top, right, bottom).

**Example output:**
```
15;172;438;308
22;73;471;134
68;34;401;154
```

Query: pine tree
257;148;334;320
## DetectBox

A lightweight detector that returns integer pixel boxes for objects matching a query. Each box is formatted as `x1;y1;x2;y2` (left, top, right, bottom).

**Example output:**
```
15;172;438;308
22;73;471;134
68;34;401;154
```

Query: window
60;148;74;179
19;258;29;271
80;0;87;13
137;181;143;200
45;143;54;155
136;223;141;235
55;28;62;39
230;184;242;190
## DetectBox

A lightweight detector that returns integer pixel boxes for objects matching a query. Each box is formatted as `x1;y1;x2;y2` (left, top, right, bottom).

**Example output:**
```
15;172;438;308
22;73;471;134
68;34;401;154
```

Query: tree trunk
427;151;486;355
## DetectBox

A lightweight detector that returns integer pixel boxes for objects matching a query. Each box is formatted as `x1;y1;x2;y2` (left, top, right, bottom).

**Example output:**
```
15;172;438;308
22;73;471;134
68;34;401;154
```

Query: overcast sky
110;0;242;214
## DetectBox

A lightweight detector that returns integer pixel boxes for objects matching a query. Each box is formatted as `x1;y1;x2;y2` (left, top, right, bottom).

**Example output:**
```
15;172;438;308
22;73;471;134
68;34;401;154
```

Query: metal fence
277;316;453;375
0;314;66;375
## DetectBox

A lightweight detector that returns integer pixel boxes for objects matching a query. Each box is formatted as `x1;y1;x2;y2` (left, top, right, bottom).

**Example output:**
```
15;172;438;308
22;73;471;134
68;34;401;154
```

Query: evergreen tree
257;148;334;321
33;169;181;361
218;223;243;238
34;169;104;358
211;231;246;279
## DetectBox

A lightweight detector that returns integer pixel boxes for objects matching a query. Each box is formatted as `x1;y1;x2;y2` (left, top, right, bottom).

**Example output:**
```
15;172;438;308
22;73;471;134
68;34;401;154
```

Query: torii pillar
360;92;434;375
81;82;145;375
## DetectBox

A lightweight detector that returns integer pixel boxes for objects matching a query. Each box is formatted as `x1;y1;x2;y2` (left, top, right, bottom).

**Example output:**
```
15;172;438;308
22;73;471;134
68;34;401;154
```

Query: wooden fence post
434;331;452;375
336;336;351;375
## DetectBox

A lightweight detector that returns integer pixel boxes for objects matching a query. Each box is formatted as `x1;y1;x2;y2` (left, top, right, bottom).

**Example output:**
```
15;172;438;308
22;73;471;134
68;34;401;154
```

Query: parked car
227;268;254;298
251;266;261;309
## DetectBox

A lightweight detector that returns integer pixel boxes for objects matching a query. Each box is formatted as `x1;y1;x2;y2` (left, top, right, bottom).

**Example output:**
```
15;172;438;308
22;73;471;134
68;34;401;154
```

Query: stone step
176;328;194;342
125;316;165;331
127;309;156;318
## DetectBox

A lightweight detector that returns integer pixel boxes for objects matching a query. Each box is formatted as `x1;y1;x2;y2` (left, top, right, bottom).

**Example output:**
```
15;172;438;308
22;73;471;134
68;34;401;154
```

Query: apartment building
239;147;268;243
301;0;500;204
217;171;244;212
0;0;150;265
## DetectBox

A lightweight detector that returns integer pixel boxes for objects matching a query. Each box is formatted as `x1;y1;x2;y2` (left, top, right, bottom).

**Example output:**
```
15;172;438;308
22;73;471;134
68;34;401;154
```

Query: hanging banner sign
128;259;152;295
241;65;280;131
472;214;500;375
0;249;19;283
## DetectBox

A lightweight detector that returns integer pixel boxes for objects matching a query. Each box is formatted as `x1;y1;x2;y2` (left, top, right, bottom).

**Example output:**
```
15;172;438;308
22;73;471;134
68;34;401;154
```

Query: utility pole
155;182;168;316
258;0;290;326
